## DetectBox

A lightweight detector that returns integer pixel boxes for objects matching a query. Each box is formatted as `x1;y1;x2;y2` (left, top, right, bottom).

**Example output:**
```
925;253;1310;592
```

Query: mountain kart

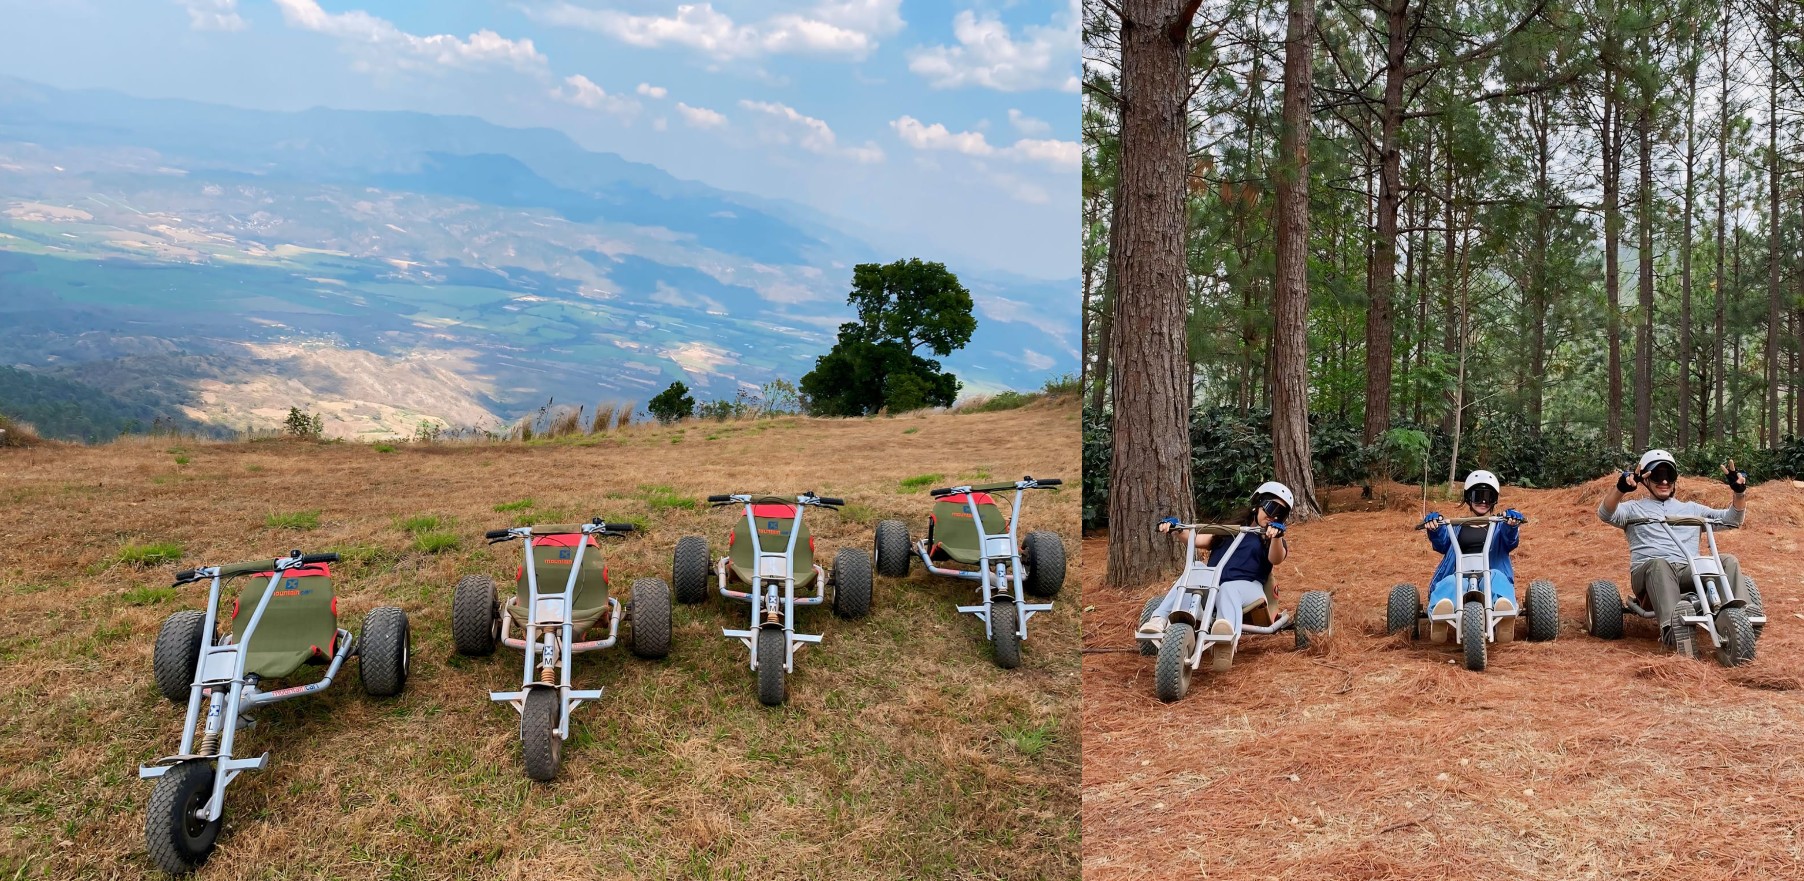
671;493;872;706
140;550;410;875
1585;515;1766;666
1386;515;1557;672
453;520;670;781
870;476;1065;668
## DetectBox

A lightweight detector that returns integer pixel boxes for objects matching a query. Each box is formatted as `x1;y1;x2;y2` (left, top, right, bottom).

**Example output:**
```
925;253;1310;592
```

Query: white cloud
273;0;547;73
890;116;1078;170
907;0;1079;92
653;117;669;131
637;82;668;99
529;0;903;61
1008;108;1051;136
551;75;640;117
178;0;246;31
676;102;728;129
742;100;883;162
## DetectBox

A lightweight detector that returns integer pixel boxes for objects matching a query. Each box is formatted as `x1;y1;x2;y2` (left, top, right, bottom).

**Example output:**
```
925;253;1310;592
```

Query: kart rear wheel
1526;579;1559;642
756;627;788;707
671;536;712;605
1462;600;1487;672
873;519;912;578
1022;531;1066;598
521;686;563;781
991;600;1023;669
153;610;208;702
451;574;500;656
358;607;410;697
1585;580;1625;640
1154;622;1195;703
144;760;222;875
831;548;873;619
1137;594;1163;656
1715;606;1756;668
1294;591;1333;649
1385;584;1421;638
1742;576;1765;635
628;578;672;659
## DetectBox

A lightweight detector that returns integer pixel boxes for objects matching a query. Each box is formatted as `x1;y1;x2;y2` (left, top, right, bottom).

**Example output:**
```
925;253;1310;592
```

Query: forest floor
1082;477;1804;880
0;400;1080;880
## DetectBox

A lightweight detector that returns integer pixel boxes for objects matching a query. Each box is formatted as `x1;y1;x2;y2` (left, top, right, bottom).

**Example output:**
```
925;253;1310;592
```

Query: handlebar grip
607;523;635;532
929;487;953;497
174;569;197;583
1036;478;1062;486
298;552;339;565
218;559;280;578
485;529;511;540
707;495;732;503
817;497;845;507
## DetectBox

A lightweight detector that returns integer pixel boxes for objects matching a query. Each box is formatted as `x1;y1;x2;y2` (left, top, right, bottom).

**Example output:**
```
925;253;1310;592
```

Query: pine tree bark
1635;102;1653;450
1104;0;1200;587
1364;0;1408;453
1272;0;1319;520
1604;71;1624;448
1714;17;1729;442
1529;94;1551;432
1768;22;1782;449
1680;55;1698;447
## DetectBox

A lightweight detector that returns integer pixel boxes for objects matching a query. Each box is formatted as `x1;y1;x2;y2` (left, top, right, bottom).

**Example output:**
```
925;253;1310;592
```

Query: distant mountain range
0;76;1076;439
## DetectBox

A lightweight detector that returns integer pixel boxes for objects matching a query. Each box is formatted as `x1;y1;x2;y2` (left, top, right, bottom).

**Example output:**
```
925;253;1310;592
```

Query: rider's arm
1599;471;1637;523
1496;521;1519;553
1195;533;1215;550
1426;522;1451;554
1266;532;1287;566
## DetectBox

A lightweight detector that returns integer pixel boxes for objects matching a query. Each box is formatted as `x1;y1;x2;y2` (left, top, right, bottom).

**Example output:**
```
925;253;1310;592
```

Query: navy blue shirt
1206;531;1274;585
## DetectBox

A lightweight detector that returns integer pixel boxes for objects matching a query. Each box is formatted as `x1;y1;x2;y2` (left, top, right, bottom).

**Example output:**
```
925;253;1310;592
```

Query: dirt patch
1082;481;1804;880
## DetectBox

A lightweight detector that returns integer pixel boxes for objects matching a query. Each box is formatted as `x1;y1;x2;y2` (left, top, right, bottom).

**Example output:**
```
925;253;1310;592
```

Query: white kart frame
1422;515;1518;645
1623;515;1766;649
713;493;835;674
912;478;1057;643
1135;524;1290;669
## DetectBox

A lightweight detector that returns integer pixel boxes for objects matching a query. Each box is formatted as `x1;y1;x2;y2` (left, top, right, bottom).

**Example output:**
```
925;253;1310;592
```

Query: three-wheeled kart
1386;514;1558;671
1586;515;1767;666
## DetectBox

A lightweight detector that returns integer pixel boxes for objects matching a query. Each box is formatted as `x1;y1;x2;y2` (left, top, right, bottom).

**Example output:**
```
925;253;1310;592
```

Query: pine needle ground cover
0;402;1080;880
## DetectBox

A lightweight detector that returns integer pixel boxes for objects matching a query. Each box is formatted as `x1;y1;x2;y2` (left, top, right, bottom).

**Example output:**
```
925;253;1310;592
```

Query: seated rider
1421;470;1523;642
1156;481;1292;640
1597;450;1749;649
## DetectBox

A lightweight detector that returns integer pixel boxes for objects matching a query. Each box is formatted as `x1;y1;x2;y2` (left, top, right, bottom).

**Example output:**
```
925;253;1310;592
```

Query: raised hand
1616;469;1640;494
1722;459;1747;494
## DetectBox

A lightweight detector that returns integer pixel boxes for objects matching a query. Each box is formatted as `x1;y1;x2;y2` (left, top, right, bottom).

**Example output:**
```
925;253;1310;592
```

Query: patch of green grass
838;502;877;525
172;455;190;466
111;542;184;568
962;468;992;481
398;514;446;534
264;510;321;530
640;484;698;510
965;390;1035;413
899;473;942;492
903;427;920;435
1040;372;1080;395
245;464;264;473
412;531;460;554
330;544;400;568
122;585;177;605
493;498;534;513
1003;722;1057;758
373;443;398;454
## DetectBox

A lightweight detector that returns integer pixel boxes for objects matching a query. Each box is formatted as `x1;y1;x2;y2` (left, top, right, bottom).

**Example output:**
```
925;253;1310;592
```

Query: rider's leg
1214;579;1264;639
1634;559;1685;640
1428;574;1458;643
1721;553;1746;603
1488;570;1517;608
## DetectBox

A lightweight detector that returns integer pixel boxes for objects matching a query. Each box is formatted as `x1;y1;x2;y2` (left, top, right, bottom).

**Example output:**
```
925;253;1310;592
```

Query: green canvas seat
728;499;817;587
233;564;337;679
929;493;1007;565
508;532;612;631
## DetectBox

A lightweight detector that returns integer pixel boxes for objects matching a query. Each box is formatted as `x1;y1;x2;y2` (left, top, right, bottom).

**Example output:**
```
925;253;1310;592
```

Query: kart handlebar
1416;514;1525;531
1624;515;1720;527
174;551;340;585
812;496;845;507
485;529;511;540
707;495;732;503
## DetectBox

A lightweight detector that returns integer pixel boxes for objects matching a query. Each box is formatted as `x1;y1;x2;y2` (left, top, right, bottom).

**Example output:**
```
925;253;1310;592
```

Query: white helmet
1638;449;1678;473
1463;470;1500;494
1252;481;1295;509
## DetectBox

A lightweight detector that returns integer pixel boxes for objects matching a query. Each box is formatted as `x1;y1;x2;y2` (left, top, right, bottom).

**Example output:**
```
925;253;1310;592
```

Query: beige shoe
1430;599;1454;644
1494;596;1518;643
1209;617;1235;671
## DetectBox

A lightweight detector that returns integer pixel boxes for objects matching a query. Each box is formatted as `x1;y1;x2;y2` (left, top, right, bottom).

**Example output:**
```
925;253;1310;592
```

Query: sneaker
1142;615;1168;636
1494;596;1517;643
1430;598;1454;644
1209;617;1235;671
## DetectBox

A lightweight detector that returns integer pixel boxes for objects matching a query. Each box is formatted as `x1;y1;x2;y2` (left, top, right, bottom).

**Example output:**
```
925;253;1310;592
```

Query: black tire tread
1385;584;1420;637
451;574;499;656
153;610;208;702
628;578;672;659
672;536;712;605
1022;531;1066;598
756;628;788;706
358;607;410;697
1462;600;1487;671
991;600;1023;669
874;520;912;578
144;760;221;875
1526;579;1559;642
1154;622;1195;703
1716;606;1756;667
1294;591;1333;649
1138;594;1163;656
831;548;873;619
521;686;562;781
1586;580;1625;640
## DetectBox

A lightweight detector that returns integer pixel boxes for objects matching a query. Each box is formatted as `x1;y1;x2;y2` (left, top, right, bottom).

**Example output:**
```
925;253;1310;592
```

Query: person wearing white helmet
1154;481;1293;641
1599;450;1750;648
1419;470;1526;642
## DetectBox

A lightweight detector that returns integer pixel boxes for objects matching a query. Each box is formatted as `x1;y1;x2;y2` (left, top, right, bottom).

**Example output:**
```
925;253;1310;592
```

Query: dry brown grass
0;413;45;448
1082;480;1804;880
546;406;584;438
0;402;1081;879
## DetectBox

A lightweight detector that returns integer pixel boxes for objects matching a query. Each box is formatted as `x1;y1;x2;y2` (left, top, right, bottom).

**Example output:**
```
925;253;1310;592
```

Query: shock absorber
197;689;224;755
539;665;556;685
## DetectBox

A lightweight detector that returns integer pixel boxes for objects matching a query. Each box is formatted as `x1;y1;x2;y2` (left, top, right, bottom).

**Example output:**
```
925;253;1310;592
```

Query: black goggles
1646;463;1677;484
1464;486;1498;506
1257;498;1291;521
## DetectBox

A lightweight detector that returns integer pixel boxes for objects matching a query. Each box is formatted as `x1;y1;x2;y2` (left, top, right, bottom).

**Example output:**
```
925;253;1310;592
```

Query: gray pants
1631;554;1745;630
1214;579;1268;638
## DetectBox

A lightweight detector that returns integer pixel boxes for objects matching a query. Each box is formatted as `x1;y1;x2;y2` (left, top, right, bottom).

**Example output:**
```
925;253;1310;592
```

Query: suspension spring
198;731;220;756
539;665;556;685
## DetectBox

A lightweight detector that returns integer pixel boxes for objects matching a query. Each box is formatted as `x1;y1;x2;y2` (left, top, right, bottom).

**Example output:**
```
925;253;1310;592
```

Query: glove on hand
1722;462;1747;494
1616;470;1638;493
1504;508;1526;525
1157;516;1180;533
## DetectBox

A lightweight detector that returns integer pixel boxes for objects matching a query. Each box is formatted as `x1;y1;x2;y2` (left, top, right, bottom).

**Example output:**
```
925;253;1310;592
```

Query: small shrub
963;391;1035;413
900;473;942;491
903;427;920;435
265;510;321;530
123;585;178;605
173;455;191;466
0;412;43;447
640;484;698;510
398;514;446;534
373;443;397;453
493;498;534;513
1040;373;1081;396
649;382;696;424
114;542;184;568
284;407;324;440
413;531;460;554
412;420;442;443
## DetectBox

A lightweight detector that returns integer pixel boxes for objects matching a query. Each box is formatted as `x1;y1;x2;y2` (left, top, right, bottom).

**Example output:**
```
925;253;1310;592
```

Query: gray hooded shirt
1597;495;1744;566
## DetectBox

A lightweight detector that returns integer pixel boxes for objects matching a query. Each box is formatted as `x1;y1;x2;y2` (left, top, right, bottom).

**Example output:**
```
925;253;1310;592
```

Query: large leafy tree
801;259;975;416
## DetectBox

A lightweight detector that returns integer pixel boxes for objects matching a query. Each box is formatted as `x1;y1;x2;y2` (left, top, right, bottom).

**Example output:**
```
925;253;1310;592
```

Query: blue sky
0;0;1079;279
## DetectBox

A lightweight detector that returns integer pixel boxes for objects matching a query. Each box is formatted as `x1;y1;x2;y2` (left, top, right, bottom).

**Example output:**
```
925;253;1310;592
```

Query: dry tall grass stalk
0;414;44;447
546;405;584;438
590;401;615;434
615;401;637;430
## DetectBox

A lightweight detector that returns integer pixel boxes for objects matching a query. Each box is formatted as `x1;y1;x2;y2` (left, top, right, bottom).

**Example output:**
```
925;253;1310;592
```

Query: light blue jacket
1426;520;1518;585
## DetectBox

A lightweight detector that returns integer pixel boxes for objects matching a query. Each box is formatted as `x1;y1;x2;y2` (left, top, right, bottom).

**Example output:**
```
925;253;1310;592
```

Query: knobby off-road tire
831;548;873;619
1586;580;1625;640
991;600;1023;669
1022;531;1066;598
144;760;222;875
1668;599;1699;660
628;577;672;659
358;607;410;697
1154;622;1195;703
1385;584;1421;638
1715;606;1756;668
671;536;712;605
756;627;788;707
153;610;208;702
873;520;912;578
1462;600;1488;672
521;686;562;781
1294;591;1333;649
451;574;500;656
1743;576;1766;635
1138;594;1164;656
1526;579;1559;642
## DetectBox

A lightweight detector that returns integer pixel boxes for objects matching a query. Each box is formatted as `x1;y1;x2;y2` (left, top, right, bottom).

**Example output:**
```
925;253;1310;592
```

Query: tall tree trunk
1635;101;1653;449
1104;0;1200;588
1714;14;1729;442
1604;72;1624;448
1364;0;1407;452
1529;94;1551;432
1089;253;1115;413
1272;0;1319;520
1680;54;1698;447
1768;23;1782;449
1442;123;1458;436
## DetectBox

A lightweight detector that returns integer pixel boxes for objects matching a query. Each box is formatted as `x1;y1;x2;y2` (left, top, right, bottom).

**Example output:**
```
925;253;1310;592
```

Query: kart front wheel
1154;622;1195;703
1715;606;1756;668
144;760;222;875
991;599;1023;669
521;686;563;781
1462;600;1487;672
756;628;788;707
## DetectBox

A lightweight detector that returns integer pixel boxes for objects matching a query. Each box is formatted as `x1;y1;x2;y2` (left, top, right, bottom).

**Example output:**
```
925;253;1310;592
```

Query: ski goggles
1257;497;1291;522
1645;463;1678;484
1463;486;1498;507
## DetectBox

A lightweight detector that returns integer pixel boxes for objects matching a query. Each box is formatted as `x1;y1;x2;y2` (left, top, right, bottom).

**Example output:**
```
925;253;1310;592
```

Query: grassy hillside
0;401;1080;879
0;366;207;442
